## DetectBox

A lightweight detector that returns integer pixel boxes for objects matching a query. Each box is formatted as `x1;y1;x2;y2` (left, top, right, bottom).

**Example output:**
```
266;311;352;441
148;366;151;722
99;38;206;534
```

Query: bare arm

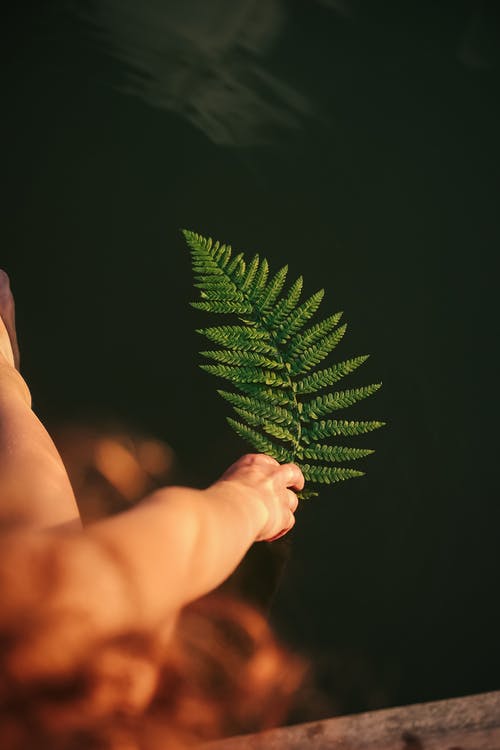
0;352;301;633
0;275;81;530
1;455;303;686
86;454;304;629
0;273;303;675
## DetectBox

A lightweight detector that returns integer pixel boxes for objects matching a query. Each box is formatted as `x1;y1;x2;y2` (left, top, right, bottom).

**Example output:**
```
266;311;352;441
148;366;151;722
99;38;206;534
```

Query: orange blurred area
52;423;176;523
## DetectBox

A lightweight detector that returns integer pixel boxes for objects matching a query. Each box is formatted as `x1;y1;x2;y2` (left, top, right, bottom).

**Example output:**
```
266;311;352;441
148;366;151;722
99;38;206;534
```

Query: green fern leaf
197;326;277;355
193;278;235;293
197;288;245;302
264;275;303;327
217;390;294;425
240;254;260;291
226;252;246;279
302;419;385;442
200;350;284;369
287;312;343;356
301;464;365;483
299;489;320;500
234;383;293;406
232;408;299;446
301;444;374;462
184;229;384;497
295;356;370;394
277;289;325;343
302;384;382;420
289;323;347;376
251;257;269;296
257;265;288;309
200;364;289;387
191;300;252;314
226;418;293;463
213;242;231;267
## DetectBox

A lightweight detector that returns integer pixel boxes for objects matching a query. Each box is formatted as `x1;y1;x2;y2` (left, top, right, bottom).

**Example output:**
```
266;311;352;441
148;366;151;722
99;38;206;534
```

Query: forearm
0;362;81;529
1;483;266;684
1;455;300;686
86;482;267;628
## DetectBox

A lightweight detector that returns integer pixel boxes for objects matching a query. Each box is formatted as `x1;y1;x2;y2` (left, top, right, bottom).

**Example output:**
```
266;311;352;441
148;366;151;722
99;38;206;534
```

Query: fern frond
301;384;382;420
295;356;370;394
193;278;235;294
258;265;288;309
302;419;385;442
184;229;384;497
213;242;231;267
301;444;374;462
301;464;365;483
287;312;343;356
289;324;347;376
226;252;246;279
200;350;284;370
299;490;320;500
191;300;252;314
226;418;293;463
197;326;277;355
197;288;245;302
233;408;299;446
251;258;269;297
234;383;293;406
240;254;260;291
264;276;303;327
276;289;325;343
217;390;294;425
199;365;289;387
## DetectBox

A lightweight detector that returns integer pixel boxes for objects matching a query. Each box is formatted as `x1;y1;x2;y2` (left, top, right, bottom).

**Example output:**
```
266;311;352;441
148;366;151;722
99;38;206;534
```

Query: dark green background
2;0;499;716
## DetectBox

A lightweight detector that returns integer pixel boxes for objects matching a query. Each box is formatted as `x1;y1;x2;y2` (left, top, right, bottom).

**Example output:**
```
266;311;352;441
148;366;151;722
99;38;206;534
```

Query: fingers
219;453;279;481
288;490;299;513
217;454;304;544
239;453;280;468
278;462;305;492
228;455;304;489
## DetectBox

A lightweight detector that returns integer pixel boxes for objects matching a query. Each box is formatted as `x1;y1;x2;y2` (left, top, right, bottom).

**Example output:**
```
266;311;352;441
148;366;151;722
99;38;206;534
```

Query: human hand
216;454;304;542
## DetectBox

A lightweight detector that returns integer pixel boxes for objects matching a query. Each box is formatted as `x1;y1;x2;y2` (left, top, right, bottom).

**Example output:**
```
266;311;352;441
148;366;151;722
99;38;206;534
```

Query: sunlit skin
0;271;304;674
